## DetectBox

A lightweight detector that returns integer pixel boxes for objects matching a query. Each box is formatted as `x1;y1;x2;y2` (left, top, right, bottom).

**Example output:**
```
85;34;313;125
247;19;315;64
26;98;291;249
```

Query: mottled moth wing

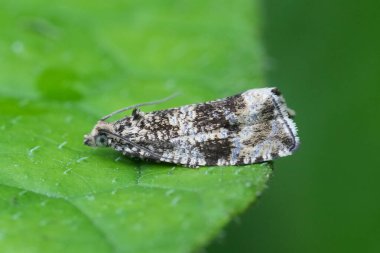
110;88;299;167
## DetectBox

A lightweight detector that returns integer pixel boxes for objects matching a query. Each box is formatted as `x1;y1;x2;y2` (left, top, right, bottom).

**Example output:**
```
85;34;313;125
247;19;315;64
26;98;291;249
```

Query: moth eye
95;135;108;146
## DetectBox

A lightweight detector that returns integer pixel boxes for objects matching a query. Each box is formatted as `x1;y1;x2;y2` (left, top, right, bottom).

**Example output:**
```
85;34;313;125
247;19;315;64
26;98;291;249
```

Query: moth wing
115;88;298;166
230;88;299;164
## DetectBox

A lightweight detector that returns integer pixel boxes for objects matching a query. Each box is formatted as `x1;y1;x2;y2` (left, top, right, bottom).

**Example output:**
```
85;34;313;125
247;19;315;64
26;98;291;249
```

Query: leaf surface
0;1;270;252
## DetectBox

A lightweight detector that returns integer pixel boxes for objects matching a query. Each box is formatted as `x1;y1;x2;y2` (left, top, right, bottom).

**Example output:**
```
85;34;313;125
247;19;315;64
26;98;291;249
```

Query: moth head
84;121;114;147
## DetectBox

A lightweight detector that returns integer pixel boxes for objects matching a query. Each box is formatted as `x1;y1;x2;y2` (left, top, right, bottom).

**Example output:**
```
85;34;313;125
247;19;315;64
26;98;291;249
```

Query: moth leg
132;108;145;120
132;108;146;126
184;163;200;169
286;107;296;118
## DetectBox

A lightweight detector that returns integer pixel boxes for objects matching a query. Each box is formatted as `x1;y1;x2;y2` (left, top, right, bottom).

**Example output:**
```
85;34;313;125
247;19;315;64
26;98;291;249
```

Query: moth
84;88;299;167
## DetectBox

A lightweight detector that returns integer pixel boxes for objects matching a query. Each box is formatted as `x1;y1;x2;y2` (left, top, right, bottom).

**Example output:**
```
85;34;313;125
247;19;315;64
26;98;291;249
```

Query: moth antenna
99;130;162;160
100;92;180;121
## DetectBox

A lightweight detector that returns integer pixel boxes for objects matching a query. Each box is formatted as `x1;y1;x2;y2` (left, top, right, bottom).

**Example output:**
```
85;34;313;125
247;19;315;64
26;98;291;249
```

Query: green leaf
0;1;271;252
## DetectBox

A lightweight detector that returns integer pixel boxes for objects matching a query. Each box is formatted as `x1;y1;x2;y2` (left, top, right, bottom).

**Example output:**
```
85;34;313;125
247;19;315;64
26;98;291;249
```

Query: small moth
84;88;299;167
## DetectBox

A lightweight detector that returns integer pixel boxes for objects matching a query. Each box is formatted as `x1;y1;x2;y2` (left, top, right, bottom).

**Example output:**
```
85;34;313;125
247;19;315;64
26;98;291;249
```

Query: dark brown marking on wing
270;96;298;151
259;99;276;121
281;135;296;150
242;122;273;147
193;94;244;132
271;88;282;96
138;108;180;139
196;138;232;165
255;156;264;163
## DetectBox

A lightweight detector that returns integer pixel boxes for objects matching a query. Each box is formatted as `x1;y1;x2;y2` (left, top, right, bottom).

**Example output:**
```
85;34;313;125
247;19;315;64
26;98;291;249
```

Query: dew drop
86;195;95;201
70;224;79;231
65;115;73;124
76;157;88;163
63;168;72;175
181;221;190;229
165;189;175;196
19;99;30;107
28;145;40;157
164;79;176;89
11;41;25;54
171;196;181;206
167;166;176;175
11;116;21;125
12;212;21;220
18;190;27;196
205;167;215;175
133;223;142;231
62;218;73;225
58;141;67;149
39;219;48;226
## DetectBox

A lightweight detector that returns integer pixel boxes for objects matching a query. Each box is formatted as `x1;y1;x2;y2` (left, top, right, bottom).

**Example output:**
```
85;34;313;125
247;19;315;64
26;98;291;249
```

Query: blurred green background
209;0;380;252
